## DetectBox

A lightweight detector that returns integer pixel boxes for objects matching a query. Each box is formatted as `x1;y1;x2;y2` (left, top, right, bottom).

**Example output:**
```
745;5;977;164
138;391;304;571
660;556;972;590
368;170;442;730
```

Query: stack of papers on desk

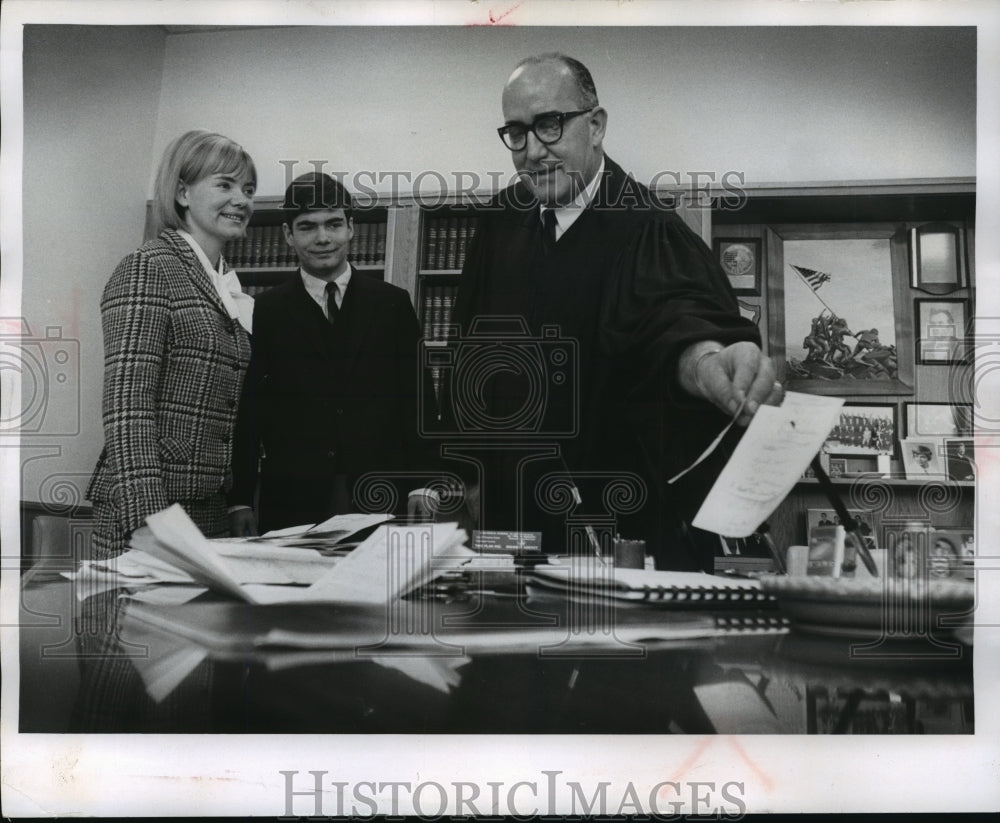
66;504;471;606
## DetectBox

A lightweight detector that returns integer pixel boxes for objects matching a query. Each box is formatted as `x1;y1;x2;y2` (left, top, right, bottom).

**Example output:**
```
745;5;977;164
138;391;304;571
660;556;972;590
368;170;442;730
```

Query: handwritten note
692;392;844;537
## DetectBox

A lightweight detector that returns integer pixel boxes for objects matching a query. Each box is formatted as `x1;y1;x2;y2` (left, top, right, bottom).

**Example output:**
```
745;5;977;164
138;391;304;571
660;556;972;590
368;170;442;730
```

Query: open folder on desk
141;503;471;605
692;391;844;538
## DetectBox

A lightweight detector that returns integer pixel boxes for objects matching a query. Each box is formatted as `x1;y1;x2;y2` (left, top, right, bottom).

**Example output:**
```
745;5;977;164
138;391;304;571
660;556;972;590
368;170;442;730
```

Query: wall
151;26;976;197
16;24;976;505
19;25;167;503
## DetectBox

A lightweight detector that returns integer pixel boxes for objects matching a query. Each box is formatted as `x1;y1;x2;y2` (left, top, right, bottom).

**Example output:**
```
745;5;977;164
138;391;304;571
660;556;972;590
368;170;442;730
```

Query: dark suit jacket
229;270;436;531
88;230;251;548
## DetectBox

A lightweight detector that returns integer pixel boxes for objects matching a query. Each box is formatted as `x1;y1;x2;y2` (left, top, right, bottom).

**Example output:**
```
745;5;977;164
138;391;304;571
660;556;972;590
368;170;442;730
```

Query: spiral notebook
528;566;777;608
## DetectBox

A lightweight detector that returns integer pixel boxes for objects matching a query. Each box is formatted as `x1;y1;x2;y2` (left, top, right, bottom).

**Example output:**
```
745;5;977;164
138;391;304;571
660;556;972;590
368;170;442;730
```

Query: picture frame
807;507;879;550
714;237;762;295
900;437;945;479
903;402;974;438
915;297;970;365
943;437;975;482
828;458;846;478
909;222;967;295
825;403;897;457
929;529;975;580
767;223;913;395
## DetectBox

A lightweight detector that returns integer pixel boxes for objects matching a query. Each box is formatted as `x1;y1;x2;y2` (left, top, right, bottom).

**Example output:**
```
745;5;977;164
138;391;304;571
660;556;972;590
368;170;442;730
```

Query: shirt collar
176;229;224;278
300;264;352;304
540;155;606;240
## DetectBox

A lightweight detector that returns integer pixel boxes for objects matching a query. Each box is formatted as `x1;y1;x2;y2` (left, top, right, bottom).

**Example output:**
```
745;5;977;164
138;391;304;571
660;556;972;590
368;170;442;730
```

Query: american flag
792;264;831;291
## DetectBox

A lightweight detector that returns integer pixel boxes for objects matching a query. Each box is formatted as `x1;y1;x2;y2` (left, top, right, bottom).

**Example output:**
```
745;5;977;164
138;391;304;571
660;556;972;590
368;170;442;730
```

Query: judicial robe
446;156;759;570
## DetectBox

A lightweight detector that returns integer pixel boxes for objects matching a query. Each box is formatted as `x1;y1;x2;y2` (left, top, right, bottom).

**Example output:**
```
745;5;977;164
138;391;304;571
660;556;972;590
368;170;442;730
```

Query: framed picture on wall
909;222;967;295
915;297;970;365
714;238;762;295
904;402;973;438
767;223;913;395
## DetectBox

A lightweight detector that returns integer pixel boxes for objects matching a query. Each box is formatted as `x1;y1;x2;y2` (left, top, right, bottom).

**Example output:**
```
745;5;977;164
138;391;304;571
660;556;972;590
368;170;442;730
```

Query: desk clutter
32;501;972;733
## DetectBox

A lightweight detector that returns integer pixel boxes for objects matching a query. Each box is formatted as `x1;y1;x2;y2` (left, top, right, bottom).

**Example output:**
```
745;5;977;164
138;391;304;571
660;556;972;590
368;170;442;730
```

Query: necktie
325;282;339;325
541;208;558;252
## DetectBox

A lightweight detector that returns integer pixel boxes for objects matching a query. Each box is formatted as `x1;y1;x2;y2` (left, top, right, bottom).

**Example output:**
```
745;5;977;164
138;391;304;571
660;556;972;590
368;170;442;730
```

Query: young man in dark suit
229;172;435;533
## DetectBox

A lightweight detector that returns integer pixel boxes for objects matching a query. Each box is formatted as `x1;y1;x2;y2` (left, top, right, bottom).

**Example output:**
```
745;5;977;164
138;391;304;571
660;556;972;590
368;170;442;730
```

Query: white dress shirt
539;155;606;242
300;265;353;321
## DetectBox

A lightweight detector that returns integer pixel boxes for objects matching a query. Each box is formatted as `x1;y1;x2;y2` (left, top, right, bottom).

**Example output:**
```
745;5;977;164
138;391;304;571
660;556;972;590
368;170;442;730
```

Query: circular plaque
721;242;755;277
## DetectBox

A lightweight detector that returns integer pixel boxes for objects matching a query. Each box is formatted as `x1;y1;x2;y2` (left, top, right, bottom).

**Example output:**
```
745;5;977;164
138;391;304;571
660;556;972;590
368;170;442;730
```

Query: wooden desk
18;577;973;735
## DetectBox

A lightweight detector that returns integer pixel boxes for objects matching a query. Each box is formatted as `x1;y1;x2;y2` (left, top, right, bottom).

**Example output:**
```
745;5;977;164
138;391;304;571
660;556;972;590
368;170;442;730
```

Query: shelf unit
711;179;977;554
143;197;393;296
415;204;478;344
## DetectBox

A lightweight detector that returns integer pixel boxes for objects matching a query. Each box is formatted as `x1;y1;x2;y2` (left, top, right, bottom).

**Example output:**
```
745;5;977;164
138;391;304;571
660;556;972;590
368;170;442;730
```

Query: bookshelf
415;205;477;346
143;197;392;296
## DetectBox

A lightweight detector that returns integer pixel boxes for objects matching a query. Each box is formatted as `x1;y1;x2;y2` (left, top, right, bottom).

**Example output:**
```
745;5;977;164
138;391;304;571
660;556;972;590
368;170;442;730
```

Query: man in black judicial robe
443;53;781;570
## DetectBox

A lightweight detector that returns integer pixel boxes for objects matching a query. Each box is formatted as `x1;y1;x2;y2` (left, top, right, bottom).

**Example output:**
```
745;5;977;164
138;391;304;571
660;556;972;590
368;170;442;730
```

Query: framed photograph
909;222;967;295
929;529;974;580
904;402;973;438
807;508;879;550
900;437;945;479
915;297;970;365
944;437;975;482
768;223;913;395
828;458;846;478
825;403;896;456
714;237;762;295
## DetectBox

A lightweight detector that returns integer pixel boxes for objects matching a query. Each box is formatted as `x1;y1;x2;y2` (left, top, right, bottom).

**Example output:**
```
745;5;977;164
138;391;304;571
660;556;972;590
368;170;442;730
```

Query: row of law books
223;221;387;269
422;216;477;271
421;283;457;342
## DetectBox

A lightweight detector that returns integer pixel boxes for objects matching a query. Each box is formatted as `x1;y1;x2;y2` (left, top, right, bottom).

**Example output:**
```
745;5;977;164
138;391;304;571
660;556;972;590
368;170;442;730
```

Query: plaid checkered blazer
87;230;251;540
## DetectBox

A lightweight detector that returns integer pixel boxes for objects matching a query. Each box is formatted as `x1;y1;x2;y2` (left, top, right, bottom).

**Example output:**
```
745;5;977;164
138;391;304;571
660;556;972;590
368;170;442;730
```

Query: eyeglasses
497;109;594;151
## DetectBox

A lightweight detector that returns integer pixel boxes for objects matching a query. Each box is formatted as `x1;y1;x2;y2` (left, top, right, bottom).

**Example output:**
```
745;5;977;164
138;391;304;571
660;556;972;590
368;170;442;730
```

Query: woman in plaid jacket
87;131;257;557
87;130;257;557
74;131;257;730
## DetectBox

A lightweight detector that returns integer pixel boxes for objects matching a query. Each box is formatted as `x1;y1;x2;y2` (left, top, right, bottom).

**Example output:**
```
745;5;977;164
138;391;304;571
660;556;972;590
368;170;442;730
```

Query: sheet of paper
259;523;317;538
302;522;467;604
145;504;255;602
127;585;208;606
692;391;844;537
304;511;395;537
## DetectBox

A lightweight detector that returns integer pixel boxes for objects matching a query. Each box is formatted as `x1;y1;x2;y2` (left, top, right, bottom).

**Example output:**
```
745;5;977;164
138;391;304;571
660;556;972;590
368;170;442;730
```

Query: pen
560;454;606;566
570;484;607;566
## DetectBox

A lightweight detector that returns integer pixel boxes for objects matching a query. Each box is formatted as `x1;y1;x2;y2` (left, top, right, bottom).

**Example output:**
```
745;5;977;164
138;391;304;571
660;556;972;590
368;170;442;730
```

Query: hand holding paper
692;392;844;537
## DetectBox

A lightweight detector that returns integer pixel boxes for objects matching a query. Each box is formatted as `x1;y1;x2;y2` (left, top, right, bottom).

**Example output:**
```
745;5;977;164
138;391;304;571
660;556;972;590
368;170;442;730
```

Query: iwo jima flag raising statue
786;264;899;381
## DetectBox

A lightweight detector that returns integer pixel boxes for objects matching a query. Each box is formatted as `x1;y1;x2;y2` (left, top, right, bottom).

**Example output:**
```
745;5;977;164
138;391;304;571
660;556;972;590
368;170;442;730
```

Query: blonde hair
150;130;257;235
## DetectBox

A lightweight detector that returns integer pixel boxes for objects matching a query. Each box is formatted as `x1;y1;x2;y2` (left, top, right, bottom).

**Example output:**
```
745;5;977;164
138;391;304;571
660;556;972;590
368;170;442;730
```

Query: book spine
431;289;444;341
442;286;455;341
424;218;438;270
445;217;459;270
421;286;433;339
250;227;264;268
435;219;448;270
456;218;470;270
375;221;387;266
